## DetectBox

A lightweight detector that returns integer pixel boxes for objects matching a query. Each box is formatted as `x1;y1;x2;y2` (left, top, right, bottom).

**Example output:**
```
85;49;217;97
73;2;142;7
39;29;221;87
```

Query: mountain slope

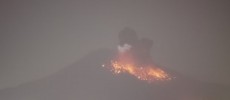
0;49;229;100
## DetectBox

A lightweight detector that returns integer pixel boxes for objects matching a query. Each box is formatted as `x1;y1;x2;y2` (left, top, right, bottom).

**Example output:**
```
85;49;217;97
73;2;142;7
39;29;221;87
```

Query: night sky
1;0;230;99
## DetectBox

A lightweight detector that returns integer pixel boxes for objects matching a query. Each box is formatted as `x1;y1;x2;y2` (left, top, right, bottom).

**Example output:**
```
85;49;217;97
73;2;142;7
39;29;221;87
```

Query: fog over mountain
1;0;230;100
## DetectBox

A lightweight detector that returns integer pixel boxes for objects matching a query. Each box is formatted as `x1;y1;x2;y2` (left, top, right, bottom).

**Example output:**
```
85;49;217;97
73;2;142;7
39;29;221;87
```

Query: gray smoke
118;43;132;53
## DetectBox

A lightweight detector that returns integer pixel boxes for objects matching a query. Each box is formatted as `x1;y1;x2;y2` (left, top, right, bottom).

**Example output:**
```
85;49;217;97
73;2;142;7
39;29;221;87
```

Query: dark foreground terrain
1;49;229;100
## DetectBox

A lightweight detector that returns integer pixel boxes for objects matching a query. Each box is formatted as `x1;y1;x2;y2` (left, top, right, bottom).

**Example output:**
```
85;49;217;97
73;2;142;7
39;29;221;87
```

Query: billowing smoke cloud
117;43;132;53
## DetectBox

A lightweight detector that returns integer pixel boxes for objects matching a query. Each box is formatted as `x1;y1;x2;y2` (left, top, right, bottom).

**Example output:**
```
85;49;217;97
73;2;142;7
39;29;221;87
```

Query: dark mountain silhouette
0;48;229;100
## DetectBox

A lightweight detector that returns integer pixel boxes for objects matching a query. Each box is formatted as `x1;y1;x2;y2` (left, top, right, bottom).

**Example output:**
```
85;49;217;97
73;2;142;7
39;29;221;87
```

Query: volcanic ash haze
0;28;230;100
111;28;172;82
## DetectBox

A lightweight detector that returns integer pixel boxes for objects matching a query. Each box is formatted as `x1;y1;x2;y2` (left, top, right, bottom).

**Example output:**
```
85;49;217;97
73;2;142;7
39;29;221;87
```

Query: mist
1;0;230;100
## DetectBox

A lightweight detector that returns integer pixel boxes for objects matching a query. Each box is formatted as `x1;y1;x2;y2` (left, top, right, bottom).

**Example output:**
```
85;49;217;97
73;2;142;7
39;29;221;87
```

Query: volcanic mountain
0;49;229;100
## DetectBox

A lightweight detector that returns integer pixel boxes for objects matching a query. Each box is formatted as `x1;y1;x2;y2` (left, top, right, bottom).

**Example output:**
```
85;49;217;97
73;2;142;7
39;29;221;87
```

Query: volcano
0;48;229;100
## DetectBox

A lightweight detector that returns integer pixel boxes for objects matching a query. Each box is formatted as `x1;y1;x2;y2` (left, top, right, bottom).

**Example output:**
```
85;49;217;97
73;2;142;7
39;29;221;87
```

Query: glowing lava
103;43;172;83
109;60;171;82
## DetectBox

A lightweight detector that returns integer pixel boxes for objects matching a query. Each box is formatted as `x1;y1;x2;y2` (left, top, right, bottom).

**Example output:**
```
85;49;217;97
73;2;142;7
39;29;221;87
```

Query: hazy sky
1;0;230;89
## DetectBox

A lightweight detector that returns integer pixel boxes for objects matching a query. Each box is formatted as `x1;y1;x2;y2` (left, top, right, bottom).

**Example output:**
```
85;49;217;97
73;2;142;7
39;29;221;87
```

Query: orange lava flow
110;60;171;82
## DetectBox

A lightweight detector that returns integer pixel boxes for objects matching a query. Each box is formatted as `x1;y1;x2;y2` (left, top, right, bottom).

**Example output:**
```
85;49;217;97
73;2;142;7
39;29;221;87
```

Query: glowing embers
109;60;171;82
102;43;172;83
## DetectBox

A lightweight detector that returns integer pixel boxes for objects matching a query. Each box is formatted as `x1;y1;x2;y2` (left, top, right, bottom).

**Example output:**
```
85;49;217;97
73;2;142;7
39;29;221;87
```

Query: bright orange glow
103;47;172;83
110;60;171;82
